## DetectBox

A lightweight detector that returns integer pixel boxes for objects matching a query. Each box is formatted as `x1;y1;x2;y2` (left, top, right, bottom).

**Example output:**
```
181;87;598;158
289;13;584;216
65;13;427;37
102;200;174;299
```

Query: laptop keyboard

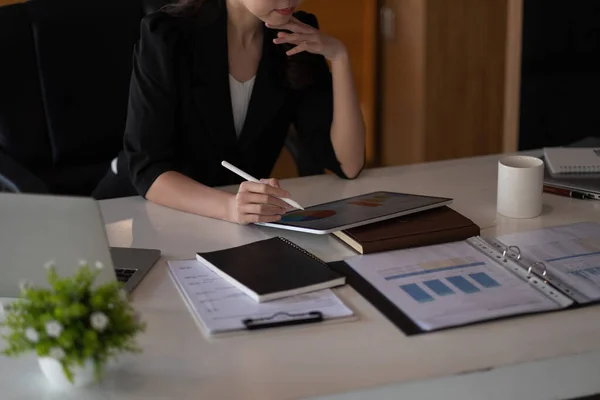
115;268;138;283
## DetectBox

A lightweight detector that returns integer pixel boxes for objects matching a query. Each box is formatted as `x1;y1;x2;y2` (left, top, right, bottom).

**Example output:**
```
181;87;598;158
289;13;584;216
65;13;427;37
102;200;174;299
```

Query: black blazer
123;2;352;197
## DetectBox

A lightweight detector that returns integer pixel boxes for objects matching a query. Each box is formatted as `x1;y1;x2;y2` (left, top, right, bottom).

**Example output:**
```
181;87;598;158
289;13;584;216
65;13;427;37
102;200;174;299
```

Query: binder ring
527;261;547;278
502;245;522;261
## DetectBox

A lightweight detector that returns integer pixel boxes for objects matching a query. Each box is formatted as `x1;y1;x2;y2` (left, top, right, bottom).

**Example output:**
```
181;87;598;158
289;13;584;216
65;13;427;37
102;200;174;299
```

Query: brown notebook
332;206;480;254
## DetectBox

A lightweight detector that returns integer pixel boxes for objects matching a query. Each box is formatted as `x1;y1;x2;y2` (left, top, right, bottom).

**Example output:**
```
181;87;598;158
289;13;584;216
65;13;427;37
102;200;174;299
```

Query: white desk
2;153;600;400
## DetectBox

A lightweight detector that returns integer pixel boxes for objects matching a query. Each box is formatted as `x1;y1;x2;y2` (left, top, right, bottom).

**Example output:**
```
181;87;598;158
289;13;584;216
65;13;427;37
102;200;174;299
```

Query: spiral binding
559;165;600;174
277;237;329;266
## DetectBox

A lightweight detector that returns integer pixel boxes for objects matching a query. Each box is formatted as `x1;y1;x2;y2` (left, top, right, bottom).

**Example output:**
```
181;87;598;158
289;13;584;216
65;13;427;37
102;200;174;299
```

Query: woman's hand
227;178;293;225
267;17;347;61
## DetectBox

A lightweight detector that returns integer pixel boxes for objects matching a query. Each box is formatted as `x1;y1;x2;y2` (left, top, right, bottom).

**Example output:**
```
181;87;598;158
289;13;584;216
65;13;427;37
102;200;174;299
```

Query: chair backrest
0;3;52;173
27;0;144;191
0;0;168;195
0;175;19;193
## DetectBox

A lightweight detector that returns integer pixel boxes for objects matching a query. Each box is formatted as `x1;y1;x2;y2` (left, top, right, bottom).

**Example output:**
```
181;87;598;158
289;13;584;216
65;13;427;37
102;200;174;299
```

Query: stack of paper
168;260;353;336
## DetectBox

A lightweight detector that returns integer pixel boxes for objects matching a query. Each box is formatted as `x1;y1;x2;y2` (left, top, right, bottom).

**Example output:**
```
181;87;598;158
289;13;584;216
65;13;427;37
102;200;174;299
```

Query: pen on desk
543;185;591;200
221;161;304;210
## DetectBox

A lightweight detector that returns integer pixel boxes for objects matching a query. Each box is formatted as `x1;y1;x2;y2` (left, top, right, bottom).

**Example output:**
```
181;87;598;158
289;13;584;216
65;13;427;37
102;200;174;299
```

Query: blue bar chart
447;276;480;294
400;284;434;303
399;272;503;303
469;272;501;288
423;279;455;296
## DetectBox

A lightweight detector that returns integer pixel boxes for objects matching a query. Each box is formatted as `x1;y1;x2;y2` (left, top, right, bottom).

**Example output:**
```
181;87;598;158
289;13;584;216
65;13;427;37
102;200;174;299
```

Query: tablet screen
267;191;452;233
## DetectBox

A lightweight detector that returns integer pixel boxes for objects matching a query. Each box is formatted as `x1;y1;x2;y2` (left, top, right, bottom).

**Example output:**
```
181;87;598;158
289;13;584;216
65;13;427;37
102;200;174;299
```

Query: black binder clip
243;311;323;330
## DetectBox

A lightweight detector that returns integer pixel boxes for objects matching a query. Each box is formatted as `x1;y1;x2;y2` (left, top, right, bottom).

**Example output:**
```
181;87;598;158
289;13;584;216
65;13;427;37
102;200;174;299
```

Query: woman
122;0;365;224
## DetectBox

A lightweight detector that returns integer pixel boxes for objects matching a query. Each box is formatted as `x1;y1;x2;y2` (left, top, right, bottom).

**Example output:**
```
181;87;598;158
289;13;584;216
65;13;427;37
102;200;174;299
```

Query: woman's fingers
235;180;294;224
259;178;280;188
274;32;316;44
238;203;286;216
238;192;291;211
285;42;311;56
239;181;290;198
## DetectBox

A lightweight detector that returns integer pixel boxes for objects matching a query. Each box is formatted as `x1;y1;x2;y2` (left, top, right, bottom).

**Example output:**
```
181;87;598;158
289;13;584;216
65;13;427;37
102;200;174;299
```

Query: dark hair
162;0;315;89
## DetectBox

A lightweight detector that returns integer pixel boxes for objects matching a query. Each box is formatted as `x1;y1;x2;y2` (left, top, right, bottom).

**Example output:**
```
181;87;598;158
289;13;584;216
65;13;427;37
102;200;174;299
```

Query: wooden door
379;0;512;166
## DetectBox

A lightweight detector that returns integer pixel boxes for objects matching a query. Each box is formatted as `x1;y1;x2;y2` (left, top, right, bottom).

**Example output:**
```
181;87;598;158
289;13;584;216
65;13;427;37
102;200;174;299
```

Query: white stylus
221;161;304;210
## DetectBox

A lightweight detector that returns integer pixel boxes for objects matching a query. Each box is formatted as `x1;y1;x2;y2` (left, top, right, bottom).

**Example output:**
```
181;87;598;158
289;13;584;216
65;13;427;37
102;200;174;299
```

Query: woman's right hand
227;179;293;224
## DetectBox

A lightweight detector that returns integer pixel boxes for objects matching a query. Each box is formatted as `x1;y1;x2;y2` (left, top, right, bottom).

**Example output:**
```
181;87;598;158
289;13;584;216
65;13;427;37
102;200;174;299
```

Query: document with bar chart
344;240;564;331
497;222;600;303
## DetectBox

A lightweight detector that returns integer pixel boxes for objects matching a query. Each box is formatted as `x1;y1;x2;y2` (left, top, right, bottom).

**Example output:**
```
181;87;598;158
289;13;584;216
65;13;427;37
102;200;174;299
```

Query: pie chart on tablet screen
281;210;336;222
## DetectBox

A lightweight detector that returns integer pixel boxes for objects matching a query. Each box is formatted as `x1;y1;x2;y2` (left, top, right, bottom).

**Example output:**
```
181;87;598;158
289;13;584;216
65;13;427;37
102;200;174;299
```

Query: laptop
0;192;161;299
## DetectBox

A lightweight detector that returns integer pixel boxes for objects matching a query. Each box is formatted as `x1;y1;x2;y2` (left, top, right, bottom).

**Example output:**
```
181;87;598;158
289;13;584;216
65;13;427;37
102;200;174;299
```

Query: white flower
43;260;56;270
90;312;109;332
78;259;87;267
94;261;104;270
45;320;63;338
18;280;31;292
25;327;39;343
49;347;65;360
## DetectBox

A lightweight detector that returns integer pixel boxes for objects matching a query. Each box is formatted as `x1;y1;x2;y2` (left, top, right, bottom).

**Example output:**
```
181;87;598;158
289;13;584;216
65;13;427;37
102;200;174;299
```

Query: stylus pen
221;161;304;210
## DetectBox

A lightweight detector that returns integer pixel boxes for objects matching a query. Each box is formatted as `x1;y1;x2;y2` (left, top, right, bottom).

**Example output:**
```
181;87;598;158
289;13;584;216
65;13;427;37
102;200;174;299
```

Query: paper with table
497;222;600;303
168;259;353;336
341;221;600;332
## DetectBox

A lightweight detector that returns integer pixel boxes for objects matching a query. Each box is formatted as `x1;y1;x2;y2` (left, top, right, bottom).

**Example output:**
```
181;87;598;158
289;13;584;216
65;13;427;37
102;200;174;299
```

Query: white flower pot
38;357;96;389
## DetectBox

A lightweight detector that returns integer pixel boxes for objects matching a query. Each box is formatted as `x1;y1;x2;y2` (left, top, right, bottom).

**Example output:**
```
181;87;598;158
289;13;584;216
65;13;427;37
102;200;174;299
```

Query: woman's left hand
267;17;347;62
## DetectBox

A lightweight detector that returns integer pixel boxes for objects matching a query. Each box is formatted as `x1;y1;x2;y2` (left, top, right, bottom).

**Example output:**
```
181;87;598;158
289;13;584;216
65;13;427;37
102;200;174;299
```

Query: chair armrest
0;150;48;193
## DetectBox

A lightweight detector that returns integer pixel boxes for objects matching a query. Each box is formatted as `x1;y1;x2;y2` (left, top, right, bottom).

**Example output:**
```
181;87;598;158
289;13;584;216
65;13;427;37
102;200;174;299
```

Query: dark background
519;0;600;150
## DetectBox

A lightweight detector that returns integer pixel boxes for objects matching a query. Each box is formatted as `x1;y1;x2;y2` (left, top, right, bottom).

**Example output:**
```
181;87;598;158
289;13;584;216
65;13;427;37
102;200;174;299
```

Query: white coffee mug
497;155;544;218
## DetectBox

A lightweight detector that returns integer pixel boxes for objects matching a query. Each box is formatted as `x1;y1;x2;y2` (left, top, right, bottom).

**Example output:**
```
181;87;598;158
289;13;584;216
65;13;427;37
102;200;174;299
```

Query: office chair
0;175;18;193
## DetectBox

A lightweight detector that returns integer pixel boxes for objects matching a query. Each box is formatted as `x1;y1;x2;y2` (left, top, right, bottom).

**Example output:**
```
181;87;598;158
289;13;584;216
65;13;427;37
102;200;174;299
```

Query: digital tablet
256;191;453;234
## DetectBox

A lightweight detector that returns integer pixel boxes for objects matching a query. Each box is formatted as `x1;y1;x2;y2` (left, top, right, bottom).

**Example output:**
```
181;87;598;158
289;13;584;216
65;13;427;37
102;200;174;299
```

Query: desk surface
2;152;600;400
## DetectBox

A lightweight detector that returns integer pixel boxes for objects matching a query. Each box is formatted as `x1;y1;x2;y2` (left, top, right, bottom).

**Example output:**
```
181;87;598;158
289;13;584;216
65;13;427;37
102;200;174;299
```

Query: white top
4;151;600;400
229;74;256;137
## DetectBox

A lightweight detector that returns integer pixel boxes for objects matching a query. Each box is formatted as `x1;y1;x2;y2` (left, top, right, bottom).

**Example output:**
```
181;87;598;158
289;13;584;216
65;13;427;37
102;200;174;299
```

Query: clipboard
167;259;357;339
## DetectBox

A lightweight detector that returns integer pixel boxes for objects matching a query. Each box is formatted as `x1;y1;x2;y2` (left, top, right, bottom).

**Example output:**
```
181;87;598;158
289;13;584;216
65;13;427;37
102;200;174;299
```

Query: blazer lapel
237;28;286;151
190;5;238;154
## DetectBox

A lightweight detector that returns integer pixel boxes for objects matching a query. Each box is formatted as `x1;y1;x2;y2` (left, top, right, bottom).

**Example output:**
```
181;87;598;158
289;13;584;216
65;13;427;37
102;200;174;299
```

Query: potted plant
0;260;146;388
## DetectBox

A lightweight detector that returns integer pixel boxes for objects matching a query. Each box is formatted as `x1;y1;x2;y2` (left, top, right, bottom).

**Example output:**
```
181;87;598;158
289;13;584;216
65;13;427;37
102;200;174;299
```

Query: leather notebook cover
333;206;480;254
196;237;345;302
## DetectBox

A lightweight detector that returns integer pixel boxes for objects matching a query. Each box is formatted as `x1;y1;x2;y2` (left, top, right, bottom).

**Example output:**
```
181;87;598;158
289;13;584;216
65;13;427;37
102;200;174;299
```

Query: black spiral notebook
196;237;346;302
